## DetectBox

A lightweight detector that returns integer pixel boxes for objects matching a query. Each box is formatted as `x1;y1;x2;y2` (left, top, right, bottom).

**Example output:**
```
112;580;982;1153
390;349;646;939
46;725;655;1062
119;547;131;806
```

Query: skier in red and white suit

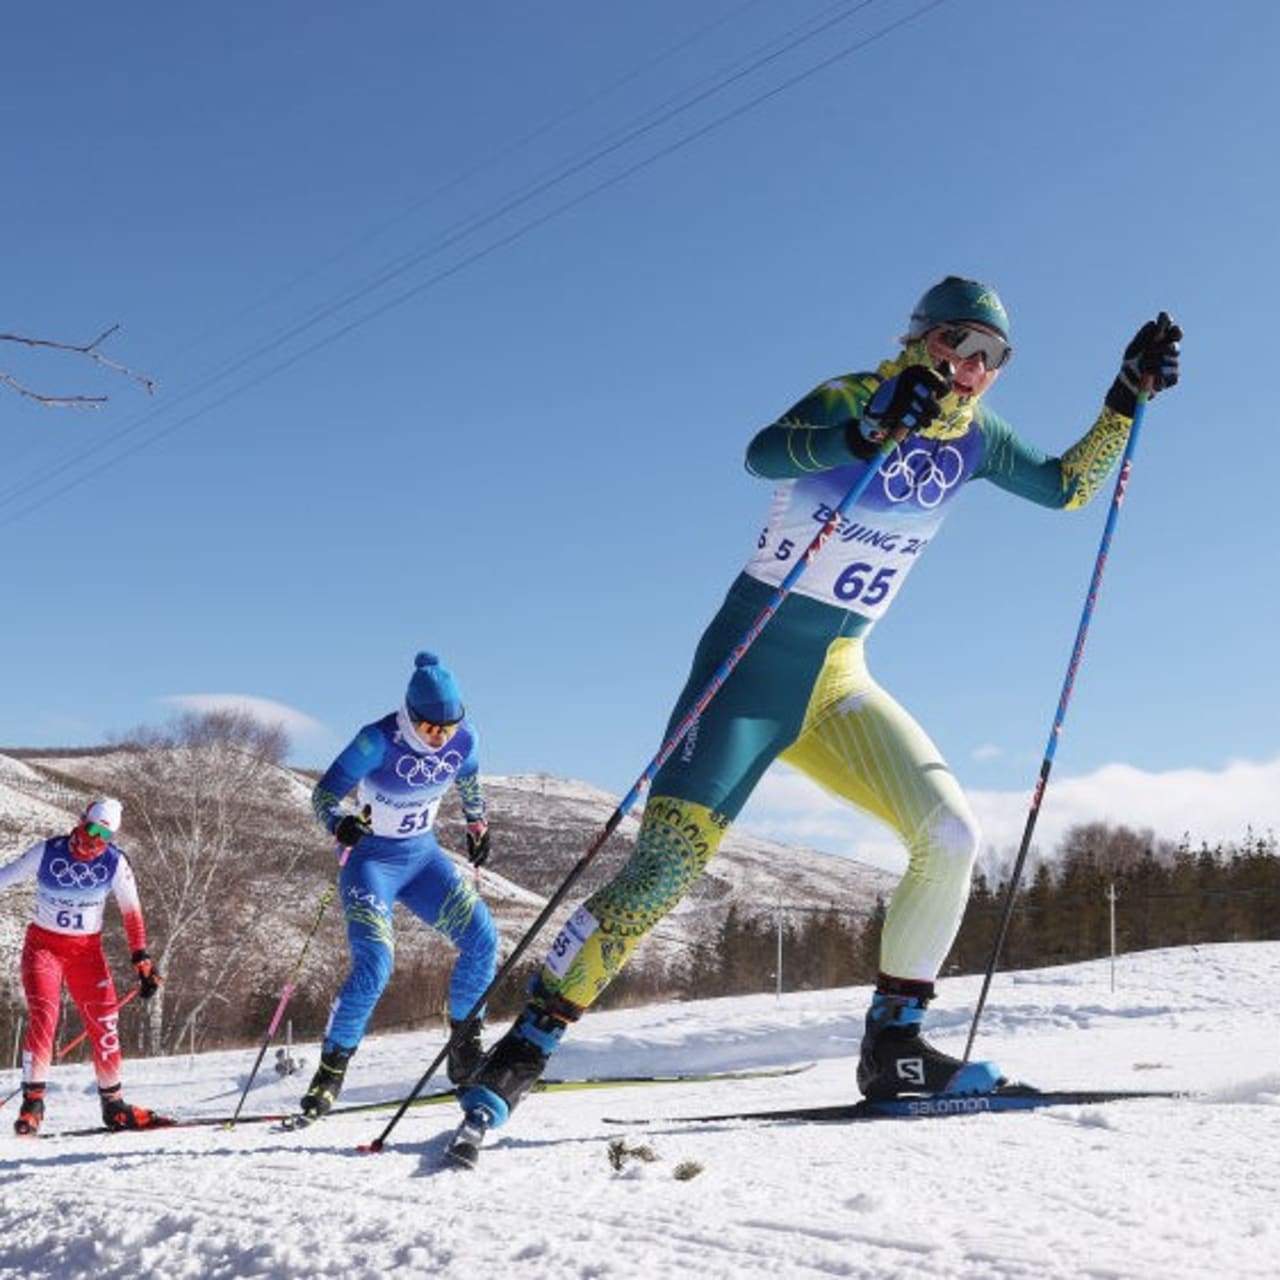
0;797;163;1134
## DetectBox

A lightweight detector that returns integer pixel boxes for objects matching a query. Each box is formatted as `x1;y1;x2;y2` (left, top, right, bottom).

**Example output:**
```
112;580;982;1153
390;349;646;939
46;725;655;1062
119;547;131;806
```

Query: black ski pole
962;391;1152;1061
361;427;912;1152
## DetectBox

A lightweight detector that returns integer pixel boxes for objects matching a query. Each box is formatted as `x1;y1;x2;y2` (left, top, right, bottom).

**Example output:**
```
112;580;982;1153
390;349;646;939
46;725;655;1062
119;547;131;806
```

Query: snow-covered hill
0;750;897;983
2;941;1278;1279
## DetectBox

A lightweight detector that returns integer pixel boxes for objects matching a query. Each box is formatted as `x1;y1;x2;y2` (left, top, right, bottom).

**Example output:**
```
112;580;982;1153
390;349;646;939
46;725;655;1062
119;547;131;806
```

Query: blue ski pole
963;392;1153;1060
362;426;908;1151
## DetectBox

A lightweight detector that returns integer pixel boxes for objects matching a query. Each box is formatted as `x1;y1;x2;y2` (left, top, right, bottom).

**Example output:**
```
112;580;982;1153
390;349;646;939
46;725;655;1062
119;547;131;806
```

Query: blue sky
3;1;1276;871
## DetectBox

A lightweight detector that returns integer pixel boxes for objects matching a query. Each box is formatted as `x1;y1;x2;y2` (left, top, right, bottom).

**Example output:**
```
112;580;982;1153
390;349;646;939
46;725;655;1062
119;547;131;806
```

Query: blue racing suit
311;708;498;1048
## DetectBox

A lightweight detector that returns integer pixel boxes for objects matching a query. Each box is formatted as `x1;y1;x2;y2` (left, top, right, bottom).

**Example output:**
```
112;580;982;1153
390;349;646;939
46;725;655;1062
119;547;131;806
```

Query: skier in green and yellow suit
462;277;1182;1128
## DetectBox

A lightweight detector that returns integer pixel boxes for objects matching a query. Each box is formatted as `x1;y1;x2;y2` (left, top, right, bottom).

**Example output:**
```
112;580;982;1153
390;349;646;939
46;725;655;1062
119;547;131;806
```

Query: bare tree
101;710;324;1054
1;326;155;407
1057;821;1175;881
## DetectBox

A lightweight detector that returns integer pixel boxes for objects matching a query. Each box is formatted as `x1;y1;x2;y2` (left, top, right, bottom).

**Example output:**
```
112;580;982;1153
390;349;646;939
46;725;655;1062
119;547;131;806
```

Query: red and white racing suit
0;835;148;1088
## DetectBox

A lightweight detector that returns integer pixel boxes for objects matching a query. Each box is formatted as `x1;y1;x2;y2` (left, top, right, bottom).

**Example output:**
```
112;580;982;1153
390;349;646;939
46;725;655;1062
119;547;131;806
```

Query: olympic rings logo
47;857;109;889
394;750;462;787
881;444;965;509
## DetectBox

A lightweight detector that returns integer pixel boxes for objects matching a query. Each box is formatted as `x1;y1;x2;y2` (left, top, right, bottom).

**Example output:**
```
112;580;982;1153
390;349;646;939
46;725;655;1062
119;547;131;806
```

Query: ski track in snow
2;942;1280;1279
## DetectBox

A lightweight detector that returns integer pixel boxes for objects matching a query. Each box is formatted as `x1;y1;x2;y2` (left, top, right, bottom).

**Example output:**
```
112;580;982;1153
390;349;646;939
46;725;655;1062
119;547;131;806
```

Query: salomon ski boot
446;1016;485;1087
13;1085;45;1137
300;1043;354;1119
857;979;1003;1100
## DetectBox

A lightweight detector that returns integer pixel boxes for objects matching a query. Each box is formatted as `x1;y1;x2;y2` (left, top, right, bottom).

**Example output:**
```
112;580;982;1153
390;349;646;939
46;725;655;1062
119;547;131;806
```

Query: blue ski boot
857;978;1003;1100
457;984;580;1132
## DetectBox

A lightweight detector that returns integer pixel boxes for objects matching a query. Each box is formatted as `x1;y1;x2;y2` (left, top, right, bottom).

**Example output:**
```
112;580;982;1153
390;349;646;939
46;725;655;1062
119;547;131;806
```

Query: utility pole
775;899;783;1002
1107;882;1118;992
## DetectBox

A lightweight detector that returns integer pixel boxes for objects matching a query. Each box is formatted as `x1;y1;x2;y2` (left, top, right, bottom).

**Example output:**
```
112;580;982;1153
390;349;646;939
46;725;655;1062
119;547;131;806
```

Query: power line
0;1;866;518
141;0;778;373
0;0;949;528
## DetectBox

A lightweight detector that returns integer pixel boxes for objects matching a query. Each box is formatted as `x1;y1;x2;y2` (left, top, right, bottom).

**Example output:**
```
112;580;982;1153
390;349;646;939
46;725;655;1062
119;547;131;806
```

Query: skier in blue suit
300;651;499;1119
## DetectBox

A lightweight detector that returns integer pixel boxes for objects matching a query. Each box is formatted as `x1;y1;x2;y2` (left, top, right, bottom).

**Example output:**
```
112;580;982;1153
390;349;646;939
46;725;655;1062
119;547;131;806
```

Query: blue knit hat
405;651;464;723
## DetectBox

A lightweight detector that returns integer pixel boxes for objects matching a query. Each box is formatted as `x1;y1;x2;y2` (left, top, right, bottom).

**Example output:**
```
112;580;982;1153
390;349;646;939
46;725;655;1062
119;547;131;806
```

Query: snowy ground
2;941;1278;1280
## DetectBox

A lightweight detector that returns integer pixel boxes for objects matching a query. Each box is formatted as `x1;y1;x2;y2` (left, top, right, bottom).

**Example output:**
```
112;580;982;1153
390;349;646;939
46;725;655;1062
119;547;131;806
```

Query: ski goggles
414;716;462;741
935;324;1012;370
83;822;114;840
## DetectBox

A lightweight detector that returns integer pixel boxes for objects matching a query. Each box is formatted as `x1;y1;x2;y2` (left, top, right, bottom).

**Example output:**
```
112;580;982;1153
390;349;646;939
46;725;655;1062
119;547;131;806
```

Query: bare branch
0;369;106;408
1;325;157;407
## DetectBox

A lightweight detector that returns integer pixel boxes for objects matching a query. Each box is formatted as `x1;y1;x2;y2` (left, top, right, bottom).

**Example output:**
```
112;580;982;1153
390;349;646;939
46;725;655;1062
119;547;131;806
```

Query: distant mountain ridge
0;749;896;1011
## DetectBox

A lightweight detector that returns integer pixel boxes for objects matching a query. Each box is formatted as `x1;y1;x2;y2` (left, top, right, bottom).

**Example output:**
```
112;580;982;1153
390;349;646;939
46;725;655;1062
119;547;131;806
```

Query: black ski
272;1065;814;1134
604;1084;1189;1126
26;1063;817;1140
272;1086;463;1133
27;1113;184;1140
540;1061;812;1091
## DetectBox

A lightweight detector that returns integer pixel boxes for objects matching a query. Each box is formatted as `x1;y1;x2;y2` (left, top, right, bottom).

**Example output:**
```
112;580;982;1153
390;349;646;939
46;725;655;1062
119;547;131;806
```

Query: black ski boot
13;1084;45;1137
446;1108;491;1170
300;1043;355;1119
100;1085;167;1130
447;1006;567;1169
446;1016;485;1087
457;986;581;1129
857;978;1002;1100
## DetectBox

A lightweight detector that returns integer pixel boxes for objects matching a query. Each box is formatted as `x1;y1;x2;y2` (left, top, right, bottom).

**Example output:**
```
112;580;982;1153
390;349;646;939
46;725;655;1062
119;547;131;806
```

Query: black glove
852;365;950;449
465;820;491;868
334;809;372;850
131;949;162;1000
1106;312;1182;416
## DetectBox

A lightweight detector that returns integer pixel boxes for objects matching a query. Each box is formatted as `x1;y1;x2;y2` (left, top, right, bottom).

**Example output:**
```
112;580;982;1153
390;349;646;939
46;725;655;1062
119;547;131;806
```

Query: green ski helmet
907;276;1010;343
